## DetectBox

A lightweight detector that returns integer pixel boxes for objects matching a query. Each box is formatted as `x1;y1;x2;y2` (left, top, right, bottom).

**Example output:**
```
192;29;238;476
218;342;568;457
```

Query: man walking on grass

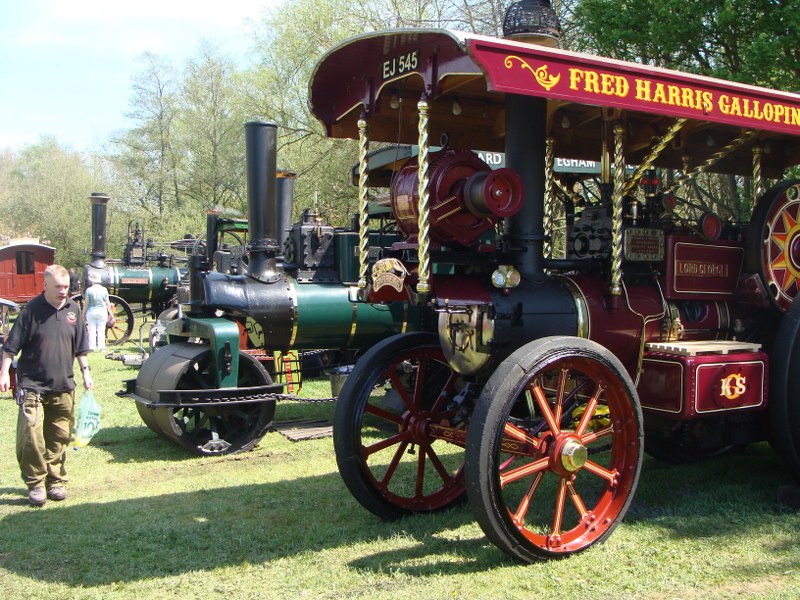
0;264;93;506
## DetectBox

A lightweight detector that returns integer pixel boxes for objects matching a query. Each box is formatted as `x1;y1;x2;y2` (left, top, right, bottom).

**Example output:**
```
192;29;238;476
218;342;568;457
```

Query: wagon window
15;251;34;275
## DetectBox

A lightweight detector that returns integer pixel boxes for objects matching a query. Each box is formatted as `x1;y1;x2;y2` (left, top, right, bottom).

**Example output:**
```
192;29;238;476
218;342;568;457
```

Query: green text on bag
73;389;102;448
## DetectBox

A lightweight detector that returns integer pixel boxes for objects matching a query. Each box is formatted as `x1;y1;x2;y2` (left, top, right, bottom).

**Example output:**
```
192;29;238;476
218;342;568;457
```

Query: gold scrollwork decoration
505;56;560;91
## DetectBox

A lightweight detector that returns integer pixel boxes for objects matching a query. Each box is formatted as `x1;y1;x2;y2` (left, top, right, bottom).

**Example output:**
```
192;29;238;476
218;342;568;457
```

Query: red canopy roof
309;29;800;175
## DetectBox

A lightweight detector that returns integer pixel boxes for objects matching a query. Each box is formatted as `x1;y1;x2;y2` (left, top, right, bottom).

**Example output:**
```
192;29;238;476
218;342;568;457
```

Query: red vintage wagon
0;239;54;304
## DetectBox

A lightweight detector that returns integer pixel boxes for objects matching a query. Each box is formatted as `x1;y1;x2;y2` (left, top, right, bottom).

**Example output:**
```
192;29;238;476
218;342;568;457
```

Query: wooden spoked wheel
333;333;467;519
106;295;135;345
465;336;643;562
70;293;135;345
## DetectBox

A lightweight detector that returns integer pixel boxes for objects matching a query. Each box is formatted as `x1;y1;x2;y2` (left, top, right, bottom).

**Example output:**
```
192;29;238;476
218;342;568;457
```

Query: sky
0;0;279;153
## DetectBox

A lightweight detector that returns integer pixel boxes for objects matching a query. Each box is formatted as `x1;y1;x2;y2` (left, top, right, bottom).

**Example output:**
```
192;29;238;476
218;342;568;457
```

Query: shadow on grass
88;425;197;463
627;442;798;533
0;471;489;586
94;391;336;465
0;487;30;507
1;441;797;586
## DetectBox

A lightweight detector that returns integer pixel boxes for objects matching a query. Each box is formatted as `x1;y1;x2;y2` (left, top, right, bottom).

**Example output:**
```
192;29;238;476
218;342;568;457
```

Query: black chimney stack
244;121;280;282
89;192;110;268
501;1;560;280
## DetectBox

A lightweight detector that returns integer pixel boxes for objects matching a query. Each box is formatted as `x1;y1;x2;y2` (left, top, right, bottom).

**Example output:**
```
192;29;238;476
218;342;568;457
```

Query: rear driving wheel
106;295;135;345
770;297;800;480
71;293;134;346
333;332;468;519
465;336;643;562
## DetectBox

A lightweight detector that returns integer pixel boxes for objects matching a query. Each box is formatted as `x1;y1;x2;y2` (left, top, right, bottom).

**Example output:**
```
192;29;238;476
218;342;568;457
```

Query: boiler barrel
202;272;420;351
292;283;418;349
86;265;184;304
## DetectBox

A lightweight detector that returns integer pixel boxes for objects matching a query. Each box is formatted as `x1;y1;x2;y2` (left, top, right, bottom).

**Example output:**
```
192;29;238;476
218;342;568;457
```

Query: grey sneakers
27;487;46;507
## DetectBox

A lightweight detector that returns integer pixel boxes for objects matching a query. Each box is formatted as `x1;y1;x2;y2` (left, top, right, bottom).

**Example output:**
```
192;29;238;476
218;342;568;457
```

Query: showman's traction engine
125;2;800;564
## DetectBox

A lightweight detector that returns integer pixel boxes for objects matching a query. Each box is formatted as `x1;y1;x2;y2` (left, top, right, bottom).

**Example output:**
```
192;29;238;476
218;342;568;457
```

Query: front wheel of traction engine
333;332;468;520
465;336;644;562
135;343;275;455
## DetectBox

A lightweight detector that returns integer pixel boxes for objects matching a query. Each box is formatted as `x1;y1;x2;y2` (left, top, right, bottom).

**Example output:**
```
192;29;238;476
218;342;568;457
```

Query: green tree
571;0;798;86
113;53;182;219
176;42;247;214
242;0;503;227
0;138;110;268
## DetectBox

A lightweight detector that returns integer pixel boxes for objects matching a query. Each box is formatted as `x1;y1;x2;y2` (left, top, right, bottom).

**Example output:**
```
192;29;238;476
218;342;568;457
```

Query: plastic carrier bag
73;389;102;448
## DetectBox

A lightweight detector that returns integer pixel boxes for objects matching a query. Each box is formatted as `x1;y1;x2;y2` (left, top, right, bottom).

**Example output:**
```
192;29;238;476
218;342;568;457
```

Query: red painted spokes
358;347;465;511
763;184;800;310
496;358;637;554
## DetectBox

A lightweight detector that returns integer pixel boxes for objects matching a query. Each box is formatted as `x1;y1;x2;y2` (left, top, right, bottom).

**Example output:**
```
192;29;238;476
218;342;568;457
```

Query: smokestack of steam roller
244;121;281;283
89;192;110;269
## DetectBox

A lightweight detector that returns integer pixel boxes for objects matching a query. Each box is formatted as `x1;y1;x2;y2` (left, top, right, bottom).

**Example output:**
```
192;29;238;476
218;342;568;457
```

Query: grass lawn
1;336;799;599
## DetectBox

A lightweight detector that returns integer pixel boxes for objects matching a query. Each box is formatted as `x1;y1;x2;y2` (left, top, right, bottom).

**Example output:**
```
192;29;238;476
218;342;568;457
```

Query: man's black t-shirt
4;294;90;393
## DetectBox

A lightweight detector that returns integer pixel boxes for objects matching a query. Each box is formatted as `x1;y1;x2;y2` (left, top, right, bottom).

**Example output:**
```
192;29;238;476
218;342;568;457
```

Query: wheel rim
353;345;465;512
146;348;274;454
491;354;639;554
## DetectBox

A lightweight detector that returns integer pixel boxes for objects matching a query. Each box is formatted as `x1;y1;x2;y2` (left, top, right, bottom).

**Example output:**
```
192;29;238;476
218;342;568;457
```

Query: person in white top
82;276;113;352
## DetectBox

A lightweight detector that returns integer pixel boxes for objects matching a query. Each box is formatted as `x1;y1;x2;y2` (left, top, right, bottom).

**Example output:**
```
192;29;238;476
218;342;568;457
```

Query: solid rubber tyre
769;297;800;480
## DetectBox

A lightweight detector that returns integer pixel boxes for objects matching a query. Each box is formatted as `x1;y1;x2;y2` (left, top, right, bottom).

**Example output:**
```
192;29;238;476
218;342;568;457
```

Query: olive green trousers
16;390;75;489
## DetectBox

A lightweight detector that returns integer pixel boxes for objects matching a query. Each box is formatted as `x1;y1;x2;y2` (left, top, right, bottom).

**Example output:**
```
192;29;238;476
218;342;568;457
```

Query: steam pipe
276;170;296;248
89;192;110;269
244;121;280;282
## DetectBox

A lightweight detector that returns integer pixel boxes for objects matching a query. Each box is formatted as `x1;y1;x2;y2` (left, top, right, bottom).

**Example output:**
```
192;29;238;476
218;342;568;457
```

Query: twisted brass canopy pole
622;118;686;197
415;97;432;296
544;136;555;259
611;123;626;296
357;117;370;292
752;143;764;203
667;129;756;194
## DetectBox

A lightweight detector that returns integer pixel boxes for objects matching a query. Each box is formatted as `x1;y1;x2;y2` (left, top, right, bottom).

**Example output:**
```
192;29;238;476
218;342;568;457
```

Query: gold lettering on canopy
500;52;800;131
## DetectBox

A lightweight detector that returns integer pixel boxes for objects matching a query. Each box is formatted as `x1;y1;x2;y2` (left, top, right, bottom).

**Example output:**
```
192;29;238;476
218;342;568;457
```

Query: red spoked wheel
333;332;468;519
746;180;800;311
465;336;643;562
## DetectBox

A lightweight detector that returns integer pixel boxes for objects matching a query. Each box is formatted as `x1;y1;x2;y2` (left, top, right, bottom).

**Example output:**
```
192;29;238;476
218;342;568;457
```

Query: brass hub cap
560;439;588;472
